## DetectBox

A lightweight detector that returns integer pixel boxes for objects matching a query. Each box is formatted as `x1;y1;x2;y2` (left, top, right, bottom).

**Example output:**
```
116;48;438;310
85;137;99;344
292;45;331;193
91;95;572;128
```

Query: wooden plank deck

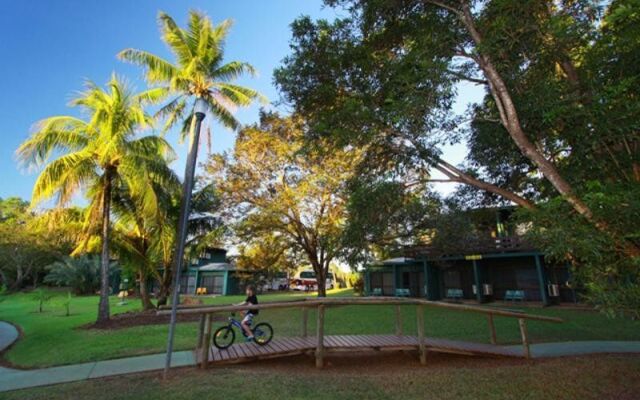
198;335;523;365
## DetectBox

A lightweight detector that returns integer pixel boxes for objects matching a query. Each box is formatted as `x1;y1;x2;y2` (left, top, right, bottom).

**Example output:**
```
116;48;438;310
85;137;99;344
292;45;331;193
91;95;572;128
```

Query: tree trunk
458;3;640;257
310;259;328;298
138;270;154;311
406;135;535;208
96;169;113;325
156;264;172;307
434;159;535;209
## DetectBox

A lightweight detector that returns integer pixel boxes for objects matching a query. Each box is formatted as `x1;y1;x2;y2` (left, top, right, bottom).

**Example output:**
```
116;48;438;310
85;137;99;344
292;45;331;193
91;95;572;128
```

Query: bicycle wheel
213;326;235;349
252;322;273;346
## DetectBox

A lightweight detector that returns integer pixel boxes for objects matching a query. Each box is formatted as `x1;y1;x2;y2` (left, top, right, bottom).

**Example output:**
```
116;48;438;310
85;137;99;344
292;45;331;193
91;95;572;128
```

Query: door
201;275;225;295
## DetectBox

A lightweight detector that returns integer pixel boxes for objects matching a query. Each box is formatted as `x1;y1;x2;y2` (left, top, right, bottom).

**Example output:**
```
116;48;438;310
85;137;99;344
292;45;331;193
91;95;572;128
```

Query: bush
350;275;364;296
518;185;640;318
31;288;53;313
44;255;116;295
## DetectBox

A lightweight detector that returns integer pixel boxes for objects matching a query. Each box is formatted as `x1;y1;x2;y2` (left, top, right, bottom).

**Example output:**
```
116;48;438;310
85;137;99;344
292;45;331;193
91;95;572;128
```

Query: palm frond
128;135;177;162
215;83;267;107
212;61;257;81
155;95;188;134
158;11;194;66
117;49;179;84
16;116;89;167
31;151;97;206
134;87;170;106
206;95;241;131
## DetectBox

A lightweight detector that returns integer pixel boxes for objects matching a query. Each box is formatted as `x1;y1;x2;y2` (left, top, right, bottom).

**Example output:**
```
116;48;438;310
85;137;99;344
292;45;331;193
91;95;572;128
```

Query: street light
164;97;207;378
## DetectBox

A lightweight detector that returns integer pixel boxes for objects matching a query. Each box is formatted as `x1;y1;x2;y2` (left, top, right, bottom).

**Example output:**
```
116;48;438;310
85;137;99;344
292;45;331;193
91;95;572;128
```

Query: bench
371;288;383;296
446;288;464;302
504;290;525;303
395;288;411;297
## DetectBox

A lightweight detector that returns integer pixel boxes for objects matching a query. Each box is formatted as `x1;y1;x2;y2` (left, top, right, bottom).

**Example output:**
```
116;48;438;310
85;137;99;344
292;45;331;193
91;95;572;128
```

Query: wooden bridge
158;297;563;369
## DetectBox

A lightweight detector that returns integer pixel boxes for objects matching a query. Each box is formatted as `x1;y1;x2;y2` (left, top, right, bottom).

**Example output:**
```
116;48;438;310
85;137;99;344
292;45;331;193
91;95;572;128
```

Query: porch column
534;255;550;306
472;260;483;303
364;267;371;296
194;269;199;295
422;259;429;299
222;271;229;296
392;264;398;295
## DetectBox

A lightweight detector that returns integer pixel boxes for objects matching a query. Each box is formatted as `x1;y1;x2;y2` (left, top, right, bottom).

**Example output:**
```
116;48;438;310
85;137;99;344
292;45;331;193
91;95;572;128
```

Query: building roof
379;257;415;265
196;262;236;272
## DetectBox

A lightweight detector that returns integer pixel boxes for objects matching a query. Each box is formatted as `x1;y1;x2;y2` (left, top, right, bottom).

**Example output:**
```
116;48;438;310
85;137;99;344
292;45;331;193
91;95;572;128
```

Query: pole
163;98;207;379
316;305;325;368
534;255;550;306
416;304;426;365
472;259;483;303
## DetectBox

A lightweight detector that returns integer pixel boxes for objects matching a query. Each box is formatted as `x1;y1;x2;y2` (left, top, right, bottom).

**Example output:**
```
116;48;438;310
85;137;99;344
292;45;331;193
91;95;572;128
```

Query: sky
0;0;482;202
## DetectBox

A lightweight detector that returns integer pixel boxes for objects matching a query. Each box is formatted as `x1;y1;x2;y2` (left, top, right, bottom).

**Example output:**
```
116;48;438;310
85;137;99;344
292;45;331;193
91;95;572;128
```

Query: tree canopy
203;113;356;296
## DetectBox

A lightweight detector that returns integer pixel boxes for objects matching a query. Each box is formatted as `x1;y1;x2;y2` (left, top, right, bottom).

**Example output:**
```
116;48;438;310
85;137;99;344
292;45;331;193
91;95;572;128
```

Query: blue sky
0;0;480;202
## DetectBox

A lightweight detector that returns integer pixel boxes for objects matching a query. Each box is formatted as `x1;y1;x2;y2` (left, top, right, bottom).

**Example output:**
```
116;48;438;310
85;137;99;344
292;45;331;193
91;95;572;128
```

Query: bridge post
487;313;497;345
200;313;212;369
302;307;308;338
518;318;531;359
316;305;325;368
416;304;426;365
395;305;402;335
197;314;206;348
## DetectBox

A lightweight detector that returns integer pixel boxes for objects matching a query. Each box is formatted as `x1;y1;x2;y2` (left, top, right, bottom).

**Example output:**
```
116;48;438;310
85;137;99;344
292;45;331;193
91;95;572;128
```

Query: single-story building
175;247;244;296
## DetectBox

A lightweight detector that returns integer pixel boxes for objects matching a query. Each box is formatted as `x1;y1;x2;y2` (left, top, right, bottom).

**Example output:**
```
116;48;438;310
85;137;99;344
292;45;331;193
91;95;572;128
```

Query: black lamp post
164;97;207;378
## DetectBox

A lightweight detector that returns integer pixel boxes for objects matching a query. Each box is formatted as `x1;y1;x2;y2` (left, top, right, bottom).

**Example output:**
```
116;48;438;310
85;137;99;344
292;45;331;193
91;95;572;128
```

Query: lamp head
194;97;207;119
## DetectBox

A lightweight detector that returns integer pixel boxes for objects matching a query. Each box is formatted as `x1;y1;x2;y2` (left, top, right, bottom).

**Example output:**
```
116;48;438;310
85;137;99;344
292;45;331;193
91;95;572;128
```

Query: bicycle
212;312;274;349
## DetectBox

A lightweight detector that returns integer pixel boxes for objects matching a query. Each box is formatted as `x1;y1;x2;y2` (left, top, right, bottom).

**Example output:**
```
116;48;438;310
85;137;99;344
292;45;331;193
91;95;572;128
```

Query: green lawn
1;289;639;368
4;354;640;400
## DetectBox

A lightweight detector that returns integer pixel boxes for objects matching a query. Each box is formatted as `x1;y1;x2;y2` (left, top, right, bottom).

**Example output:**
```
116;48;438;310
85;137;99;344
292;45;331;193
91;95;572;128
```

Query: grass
1;288;639;368
3;353;640;400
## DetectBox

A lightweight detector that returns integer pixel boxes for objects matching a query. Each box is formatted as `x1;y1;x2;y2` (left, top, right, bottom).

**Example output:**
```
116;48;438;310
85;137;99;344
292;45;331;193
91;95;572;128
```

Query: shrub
31;288;53;313
350;275;364;296
44;255;117;295
52;291;73;316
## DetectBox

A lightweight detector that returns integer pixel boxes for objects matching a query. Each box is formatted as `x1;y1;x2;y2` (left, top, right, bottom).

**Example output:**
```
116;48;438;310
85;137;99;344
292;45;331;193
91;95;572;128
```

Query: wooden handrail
187;296;561;368
157;296;563;323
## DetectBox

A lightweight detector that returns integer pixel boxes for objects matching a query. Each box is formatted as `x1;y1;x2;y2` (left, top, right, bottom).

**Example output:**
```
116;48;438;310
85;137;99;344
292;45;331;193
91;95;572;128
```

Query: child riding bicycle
236;284;259;341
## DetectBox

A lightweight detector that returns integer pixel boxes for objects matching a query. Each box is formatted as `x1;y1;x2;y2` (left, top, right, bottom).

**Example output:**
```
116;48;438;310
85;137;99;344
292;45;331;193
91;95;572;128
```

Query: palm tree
118;10;266;138
119;10;265;373
112;173;179;310
17;75;177;324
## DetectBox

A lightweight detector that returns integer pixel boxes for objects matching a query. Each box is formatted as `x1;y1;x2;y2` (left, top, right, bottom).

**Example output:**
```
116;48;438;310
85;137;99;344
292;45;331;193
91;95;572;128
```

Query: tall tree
118;10;266;139
118;9;265;303
275;0;639;256
0;198;67;290
205;114;354;297
112;175;179;310
17;75;176;324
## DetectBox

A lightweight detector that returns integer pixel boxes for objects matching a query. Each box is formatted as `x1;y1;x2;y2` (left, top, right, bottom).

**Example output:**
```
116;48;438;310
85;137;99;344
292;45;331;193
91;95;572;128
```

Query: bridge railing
157;297;562;368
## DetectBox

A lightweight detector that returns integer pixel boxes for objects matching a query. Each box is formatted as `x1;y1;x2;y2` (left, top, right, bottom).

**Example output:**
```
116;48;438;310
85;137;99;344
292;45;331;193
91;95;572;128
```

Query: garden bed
81;310;224;330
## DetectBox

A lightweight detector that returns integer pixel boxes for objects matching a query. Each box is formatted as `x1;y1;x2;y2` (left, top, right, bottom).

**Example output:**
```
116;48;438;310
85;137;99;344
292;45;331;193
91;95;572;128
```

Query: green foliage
203;113;355;295
278;0;640;315
518;182;640;318
63;291;72;316
350;275;364;296
44;256;117;295
0;198;71;290
31;288;53;313
1;290;639;368
342;179;440;265
52;291;74;317
118;10;265;138
17;75;179;322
